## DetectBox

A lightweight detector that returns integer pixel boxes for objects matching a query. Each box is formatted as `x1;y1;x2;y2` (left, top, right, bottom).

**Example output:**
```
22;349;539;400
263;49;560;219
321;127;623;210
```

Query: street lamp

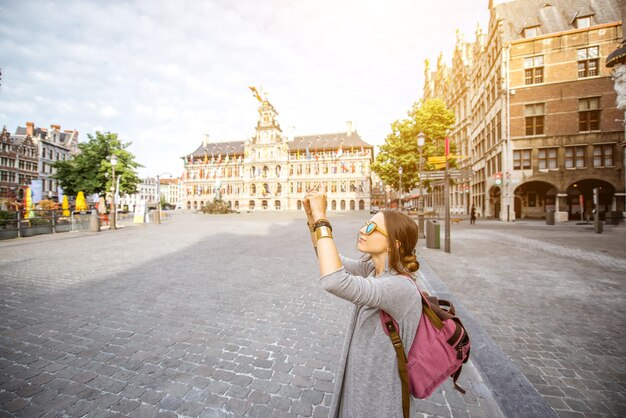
156;172;172;224
110;154;118;230
398;166;403;211
417;132;426;238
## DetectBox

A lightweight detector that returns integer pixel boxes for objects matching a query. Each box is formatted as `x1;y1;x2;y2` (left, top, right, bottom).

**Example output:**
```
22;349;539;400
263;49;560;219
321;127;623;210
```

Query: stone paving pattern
418;219;626;418
0;212;503;418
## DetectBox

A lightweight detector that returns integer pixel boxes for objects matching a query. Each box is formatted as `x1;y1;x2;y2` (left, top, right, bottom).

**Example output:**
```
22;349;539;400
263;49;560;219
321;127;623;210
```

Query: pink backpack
380;278;471;417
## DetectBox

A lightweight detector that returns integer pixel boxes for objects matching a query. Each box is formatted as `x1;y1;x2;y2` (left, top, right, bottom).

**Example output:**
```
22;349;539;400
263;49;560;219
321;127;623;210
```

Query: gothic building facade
424;0;624;221
182;96;374;212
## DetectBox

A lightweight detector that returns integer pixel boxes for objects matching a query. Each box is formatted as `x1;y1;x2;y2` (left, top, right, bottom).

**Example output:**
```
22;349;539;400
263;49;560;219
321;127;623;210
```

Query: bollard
90;210;100;232
426;220;440;249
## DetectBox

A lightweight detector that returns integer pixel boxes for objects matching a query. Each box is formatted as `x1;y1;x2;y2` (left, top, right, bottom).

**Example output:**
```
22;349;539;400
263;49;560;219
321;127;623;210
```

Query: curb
417;257;558;418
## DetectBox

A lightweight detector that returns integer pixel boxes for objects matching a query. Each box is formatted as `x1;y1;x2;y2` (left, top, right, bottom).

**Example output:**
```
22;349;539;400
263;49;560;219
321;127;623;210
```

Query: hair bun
402;254;420;273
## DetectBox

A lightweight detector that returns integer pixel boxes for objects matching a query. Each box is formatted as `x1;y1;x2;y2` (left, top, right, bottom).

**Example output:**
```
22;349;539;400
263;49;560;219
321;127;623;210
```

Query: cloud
0;0;489;176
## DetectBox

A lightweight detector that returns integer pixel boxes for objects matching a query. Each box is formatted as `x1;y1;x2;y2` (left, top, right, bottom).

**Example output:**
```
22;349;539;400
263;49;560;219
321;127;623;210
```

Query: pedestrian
470;205;476;225
304;186;422;418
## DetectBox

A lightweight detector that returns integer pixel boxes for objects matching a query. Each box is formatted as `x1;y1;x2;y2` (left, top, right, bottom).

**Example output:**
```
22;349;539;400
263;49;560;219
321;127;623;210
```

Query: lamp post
156;172;172;224
110;155;118;229
417;132;426;238
398;166;403;211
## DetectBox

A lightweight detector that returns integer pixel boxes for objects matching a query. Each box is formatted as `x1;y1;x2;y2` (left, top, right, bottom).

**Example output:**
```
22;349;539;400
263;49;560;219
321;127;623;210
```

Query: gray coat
320;255;423;418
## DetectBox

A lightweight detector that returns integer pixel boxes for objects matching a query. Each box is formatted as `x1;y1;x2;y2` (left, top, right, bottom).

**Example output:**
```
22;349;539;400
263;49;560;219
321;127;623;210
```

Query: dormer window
523;26;539;38
576;16;591;28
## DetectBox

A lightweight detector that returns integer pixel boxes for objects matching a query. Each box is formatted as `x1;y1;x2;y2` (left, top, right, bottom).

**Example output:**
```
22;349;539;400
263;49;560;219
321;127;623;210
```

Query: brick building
0;127;39;204
424;0;624;221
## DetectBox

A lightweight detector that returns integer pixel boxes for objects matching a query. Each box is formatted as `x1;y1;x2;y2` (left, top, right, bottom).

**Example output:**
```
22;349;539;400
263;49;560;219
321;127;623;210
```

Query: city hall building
181;95;374;211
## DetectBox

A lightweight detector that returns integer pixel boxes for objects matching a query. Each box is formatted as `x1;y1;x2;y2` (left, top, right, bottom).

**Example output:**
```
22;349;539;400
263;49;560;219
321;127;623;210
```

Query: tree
52;132;142;198
371;98;456;192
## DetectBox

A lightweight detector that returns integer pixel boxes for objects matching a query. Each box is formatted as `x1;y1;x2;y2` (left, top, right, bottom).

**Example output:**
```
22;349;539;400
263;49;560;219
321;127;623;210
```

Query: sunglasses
363;221;388;237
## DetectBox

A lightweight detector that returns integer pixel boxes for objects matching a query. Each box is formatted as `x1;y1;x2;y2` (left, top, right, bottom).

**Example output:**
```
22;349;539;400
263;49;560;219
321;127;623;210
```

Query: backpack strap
381;313;410;418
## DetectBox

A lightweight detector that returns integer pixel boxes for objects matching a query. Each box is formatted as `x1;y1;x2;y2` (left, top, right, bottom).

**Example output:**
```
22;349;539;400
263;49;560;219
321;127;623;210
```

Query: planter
0;229;18;240
55;223;71;233
20;225;53;237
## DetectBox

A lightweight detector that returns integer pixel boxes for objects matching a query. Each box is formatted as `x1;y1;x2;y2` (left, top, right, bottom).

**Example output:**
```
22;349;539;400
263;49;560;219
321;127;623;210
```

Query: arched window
275;165;281;176
249;200;255;209
187;201;191;209
234;201;239;210
251;184;256;194
275;200;281;210
277;183;282;194
341;200;346;210
193;201;198;209
263;166;269;178
332;200;337;210
297;200;302;211
359;200;365;210
350;200;355;210
262;200;268;210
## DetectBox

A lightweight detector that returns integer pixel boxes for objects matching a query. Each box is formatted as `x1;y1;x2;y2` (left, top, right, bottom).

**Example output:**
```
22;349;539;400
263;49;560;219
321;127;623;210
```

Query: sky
0;0;489;178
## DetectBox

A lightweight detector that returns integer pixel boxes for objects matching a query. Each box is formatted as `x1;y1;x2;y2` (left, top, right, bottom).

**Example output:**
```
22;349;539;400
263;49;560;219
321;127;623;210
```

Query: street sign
420;169;473;180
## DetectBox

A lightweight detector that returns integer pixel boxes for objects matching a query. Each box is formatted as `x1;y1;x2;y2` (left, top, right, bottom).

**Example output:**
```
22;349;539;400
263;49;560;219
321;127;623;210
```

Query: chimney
26;122;34;136
346;121;353;137
51;124;61;131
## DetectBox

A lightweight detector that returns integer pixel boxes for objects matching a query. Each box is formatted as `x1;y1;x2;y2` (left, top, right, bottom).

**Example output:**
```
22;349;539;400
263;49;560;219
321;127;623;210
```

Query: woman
304;188;422;418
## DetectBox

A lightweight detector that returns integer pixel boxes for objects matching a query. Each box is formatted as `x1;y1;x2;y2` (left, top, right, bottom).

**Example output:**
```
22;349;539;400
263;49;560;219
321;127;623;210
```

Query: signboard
30;179;43;202
134;200;146;224
420;169;473;180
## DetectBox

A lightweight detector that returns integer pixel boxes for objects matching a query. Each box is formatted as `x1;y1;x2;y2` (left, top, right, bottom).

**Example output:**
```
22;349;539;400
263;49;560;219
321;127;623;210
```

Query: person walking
304;187;422;417
470;205;476;225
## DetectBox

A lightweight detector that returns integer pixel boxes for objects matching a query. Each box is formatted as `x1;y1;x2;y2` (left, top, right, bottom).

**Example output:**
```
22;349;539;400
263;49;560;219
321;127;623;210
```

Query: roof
14;125;77;147
494;0;621;42
288;131;370;151
185;131;372;158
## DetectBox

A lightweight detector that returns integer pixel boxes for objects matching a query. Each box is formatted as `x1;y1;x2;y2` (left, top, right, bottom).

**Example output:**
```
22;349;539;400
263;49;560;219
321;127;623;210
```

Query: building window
565;146;585;169
523;26;539;38
525;103;545;135
593;144;614;167
577;46;599;77
538;148;558;170
513;150;531;170
578;97;600;131
575;16;591;29
523;55;544;84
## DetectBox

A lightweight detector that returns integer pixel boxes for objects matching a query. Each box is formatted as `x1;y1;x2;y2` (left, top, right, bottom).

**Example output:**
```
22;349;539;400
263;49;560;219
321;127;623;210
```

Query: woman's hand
305;187;327;222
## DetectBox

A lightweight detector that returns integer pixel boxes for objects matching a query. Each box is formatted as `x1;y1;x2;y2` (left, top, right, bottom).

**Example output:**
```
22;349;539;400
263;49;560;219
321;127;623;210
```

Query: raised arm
304;188;342;276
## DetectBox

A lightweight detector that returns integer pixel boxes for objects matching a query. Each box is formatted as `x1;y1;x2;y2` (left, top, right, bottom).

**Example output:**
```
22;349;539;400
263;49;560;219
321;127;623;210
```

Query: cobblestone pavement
417;218;626;418
0;212;503;418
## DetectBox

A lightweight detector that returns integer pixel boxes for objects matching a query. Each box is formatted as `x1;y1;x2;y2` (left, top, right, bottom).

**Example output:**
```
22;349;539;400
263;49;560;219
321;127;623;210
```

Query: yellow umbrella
75;191;88;212
24;187;33;219
62;195;70;216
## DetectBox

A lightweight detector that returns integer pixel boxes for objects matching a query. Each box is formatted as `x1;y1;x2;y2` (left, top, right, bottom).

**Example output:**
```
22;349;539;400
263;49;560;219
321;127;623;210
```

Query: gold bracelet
315;225;333;240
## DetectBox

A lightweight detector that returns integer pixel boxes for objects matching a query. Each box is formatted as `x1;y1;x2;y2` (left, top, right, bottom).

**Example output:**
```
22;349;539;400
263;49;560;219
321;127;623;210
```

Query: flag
297;149;300;160
204;153;208;165
225;153;230;164
306;146;311;160
336;146;343;158
445;137;450;156
340;161;348;172
217;154;222;164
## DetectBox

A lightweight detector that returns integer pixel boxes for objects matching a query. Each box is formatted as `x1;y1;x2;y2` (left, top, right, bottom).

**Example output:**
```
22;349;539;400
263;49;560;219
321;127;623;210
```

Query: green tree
371;98;456;192
52;131;142;197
